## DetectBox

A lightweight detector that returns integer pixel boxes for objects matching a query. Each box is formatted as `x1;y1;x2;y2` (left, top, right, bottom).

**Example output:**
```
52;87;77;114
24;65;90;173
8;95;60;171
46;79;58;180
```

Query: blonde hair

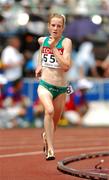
48;13;66;26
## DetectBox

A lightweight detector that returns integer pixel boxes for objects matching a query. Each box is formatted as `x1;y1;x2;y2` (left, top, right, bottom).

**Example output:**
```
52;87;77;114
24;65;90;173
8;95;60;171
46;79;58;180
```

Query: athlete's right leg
37;85;55;157
53;93;66;130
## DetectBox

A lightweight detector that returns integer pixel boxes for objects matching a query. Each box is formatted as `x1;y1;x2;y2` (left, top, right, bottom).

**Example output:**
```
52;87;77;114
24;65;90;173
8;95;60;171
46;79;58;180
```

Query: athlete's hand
35;65;42;80
48;36;56;49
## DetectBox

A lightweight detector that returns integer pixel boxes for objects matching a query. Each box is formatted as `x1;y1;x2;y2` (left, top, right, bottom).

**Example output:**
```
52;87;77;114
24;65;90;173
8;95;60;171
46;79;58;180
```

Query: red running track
0;127;109;180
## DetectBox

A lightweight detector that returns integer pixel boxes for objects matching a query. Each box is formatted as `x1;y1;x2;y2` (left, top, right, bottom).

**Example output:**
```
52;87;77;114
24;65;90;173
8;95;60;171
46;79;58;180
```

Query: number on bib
42;53;60;68
67;85;74;95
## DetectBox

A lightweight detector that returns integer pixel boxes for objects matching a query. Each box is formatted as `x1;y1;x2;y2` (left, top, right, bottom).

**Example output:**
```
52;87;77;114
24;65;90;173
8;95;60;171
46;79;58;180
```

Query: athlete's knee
45;106;54;117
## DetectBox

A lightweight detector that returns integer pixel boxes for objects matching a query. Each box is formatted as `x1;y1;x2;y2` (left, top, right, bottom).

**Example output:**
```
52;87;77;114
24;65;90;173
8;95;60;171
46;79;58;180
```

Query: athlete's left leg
53;93;67;131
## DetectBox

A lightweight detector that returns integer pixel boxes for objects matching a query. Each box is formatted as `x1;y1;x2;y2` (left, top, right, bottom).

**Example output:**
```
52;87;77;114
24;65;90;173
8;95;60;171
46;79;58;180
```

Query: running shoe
46;149;55;161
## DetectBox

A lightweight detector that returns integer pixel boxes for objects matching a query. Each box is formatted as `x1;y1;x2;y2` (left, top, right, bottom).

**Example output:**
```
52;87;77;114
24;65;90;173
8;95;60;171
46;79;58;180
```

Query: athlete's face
48;17;64;39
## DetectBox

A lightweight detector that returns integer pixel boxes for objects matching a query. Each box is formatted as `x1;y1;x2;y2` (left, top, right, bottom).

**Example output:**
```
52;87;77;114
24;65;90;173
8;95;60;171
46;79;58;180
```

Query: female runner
35;13;72;160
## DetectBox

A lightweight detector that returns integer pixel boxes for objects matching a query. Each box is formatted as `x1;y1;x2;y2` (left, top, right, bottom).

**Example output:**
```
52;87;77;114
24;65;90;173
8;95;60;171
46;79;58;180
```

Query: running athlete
35;13;72;160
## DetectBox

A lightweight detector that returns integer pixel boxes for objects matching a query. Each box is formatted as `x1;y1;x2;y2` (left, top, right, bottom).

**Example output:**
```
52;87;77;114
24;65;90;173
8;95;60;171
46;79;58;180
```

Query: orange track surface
0;127;109;180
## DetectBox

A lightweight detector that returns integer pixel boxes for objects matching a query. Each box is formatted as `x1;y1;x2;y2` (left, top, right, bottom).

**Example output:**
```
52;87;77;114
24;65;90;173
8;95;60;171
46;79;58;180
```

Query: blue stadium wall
22;78;109;102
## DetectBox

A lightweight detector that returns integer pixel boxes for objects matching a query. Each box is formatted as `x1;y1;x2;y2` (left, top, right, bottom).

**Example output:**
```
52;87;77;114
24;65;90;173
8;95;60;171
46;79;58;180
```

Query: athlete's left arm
53;38;72;71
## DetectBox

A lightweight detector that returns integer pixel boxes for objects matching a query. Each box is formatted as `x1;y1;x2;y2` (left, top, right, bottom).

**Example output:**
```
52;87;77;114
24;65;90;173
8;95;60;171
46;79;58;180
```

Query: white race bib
42;53;60;68
67;85;74;95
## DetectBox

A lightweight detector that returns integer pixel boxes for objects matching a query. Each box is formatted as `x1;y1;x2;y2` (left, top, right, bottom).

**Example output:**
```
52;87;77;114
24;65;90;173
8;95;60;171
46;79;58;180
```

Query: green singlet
41;36;65;69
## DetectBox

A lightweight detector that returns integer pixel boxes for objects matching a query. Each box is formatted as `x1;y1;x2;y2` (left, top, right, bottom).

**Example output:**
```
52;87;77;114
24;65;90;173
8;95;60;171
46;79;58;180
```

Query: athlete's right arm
35;37;45;79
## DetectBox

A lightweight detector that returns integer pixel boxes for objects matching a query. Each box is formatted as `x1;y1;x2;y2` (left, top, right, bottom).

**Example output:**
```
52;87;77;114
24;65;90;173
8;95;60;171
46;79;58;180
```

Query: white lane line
0;146;109;158
0;137;108;144
0;151;42;158
0;138;108;147
0;142;108;150
0;145;39;150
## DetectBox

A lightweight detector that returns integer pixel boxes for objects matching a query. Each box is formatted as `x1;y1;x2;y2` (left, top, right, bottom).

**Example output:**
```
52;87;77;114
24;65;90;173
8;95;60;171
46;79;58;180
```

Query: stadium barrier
22;78;109;102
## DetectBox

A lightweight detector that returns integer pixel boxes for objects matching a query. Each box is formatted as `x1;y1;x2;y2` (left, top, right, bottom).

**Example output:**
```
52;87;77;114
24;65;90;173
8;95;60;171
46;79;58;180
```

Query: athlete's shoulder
63;37;72;43
62;37;72;46
38;36;47;45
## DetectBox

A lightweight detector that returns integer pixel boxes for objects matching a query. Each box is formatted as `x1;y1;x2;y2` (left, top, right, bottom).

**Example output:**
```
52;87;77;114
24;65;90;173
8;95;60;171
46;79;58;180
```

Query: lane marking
0;145;39;150
0;146;109;158
0;142;108;150
0;137;109;144
0;137;108;147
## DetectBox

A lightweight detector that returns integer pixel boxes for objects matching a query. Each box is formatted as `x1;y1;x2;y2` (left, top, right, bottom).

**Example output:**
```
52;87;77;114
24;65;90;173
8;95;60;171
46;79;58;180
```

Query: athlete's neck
50;36;62;41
